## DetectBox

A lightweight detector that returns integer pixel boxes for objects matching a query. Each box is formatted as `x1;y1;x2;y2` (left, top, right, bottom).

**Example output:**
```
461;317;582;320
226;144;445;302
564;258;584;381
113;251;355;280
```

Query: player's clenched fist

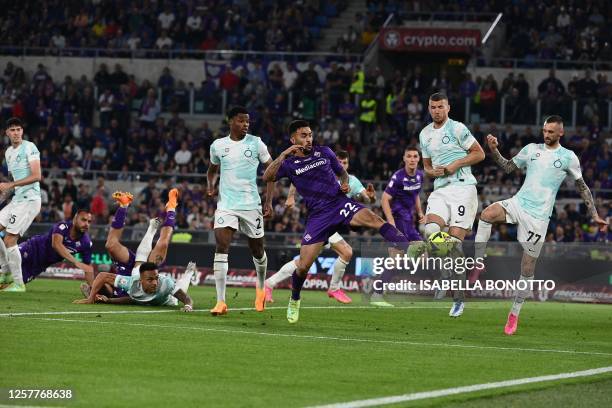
486;134;498;150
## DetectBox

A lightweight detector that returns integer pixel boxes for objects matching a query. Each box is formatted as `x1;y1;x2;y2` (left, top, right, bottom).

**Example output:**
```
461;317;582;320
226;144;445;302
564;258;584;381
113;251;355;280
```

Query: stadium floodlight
482;12;503;45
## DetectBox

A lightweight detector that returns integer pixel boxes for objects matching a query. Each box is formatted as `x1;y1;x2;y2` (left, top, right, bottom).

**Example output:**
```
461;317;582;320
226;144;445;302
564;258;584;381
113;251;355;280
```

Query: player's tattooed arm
174;289;194;312
73;272;117;304
490;149;519;174
575;178;609;231
263;145;302;182
286;184;297;208
338;168;350;194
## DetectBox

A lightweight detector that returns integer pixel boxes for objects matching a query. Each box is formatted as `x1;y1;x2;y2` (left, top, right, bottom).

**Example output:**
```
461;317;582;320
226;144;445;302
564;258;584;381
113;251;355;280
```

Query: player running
381;146;425;241
86;189;179;298
0;118;42;292
207;106;274;316
74;261;195;311
263;120;411;323
474;115;608;335
419;93;485;317
264;150;376;304
0;210;94;289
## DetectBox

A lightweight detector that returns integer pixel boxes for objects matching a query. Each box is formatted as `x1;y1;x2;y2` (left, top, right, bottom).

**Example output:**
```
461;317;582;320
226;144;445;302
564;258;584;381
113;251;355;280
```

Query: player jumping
264;150;376;304
207;106;274;316
263;120;411;323
474;115;608;335
0;210;94;289
0;118;42;292
419;93;485;317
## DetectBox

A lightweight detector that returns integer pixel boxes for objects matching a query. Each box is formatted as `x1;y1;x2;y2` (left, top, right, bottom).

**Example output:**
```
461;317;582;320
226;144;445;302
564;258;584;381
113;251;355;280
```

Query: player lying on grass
263;120;411;323
264;149;376;305
0;209;94;291
474;115;608;335
83;188;178;298
73;261;195;311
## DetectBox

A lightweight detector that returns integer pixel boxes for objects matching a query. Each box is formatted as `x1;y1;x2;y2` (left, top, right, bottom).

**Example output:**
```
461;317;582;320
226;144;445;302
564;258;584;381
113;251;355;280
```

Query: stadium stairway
314;1;368;52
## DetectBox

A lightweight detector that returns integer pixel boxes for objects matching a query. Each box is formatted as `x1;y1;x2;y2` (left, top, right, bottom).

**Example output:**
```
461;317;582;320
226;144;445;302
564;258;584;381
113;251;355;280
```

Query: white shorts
0;199;41;236
499;196;548;258
324;232;344;249
214;208;264;239
426;185;478;230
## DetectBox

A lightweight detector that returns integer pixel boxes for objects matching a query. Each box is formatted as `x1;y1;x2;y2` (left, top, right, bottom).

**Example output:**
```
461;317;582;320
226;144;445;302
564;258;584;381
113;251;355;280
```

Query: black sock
291;271;306;300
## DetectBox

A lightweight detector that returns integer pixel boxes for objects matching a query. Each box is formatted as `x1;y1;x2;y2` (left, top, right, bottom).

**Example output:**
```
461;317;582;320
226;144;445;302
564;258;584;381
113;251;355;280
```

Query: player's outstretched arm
415;198;425;224
73;272;117;304
286;184;297;208
486;134;519;174
262;159;274;218
575;178;609;232
95;295;133;305
52;233;94;283
174;289;194;312
337;168;350;193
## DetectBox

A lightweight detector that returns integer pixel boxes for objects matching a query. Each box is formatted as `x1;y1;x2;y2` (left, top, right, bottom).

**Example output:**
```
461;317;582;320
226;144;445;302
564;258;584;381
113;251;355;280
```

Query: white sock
511;275;533;316
7;245;23;285
253;252;267;289
177;271;194;293
474;220;492;260
329;258;349;291
213;253;228;302
0;238;9;275
265;260;296;289
135;221;158;263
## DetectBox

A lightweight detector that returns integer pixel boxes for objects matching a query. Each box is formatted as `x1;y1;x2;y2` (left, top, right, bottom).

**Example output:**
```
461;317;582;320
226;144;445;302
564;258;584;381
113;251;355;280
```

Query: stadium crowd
0;63;610;243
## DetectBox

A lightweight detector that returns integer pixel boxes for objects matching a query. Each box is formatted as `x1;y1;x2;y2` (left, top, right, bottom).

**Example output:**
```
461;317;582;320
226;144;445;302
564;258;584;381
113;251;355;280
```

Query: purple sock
379;222;409;250
163;210;176;228
291;271;306;300
111;207;127;229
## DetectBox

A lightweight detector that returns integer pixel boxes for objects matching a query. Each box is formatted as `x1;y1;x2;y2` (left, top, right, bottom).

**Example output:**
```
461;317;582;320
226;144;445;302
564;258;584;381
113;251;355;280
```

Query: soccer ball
427;231;453;257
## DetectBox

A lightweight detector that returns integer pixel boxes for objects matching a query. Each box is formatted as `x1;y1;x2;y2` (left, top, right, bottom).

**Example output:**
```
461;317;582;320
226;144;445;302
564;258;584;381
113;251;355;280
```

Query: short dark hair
335;150;349;160
227;106;248;120
139;262;158;274
288;120;310;135
5;117;23;129
74;208;91;216
405;146;420;154
429;92;448;102
544;115;563;125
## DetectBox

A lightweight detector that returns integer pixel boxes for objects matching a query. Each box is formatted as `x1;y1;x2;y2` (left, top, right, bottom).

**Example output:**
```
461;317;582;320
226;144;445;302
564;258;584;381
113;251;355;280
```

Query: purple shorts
394;213;422;242
302;197;364;245
112;249;136;297
19;243;44;284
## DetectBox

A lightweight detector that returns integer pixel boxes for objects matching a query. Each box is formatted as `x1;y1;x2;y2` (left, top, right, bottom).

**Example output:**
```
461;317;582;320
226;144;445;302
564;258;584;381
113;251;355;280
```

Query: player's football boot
370;293;394;307
112;191;133;207
210;301;228;316
255;288;266;312
327;289;352;304
287;298;300;323
504;313;519;335
468;265;486;284
165;188;179;211
1;282;25;292
449;301;464;317
0;272;13;285
264;284;274;303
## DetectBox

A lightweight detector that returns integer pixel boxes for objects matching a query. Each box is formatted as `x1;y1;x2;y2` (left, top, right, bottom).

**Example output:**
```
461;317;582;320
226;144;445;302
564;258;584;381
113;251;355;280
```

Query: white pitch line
0;305;456;317
0;405;66;408
23;317;612;357
307;365;612;408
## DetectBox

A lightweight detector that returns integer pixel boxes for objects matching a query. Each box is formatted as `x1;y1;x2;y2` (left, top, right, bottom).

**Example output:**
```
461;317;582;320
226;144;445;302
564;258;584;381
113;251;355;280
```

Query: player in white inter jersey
264;149;376;305
474;115;608;335
0;118;42;292
207;106;274;315
419;93;485;317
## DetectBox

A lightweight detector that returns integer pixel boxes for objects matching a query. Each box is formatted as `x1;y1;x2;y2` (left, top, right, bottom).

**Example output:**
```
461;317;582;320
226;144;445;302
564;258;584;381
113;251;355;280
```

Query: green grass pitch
1;279;611;407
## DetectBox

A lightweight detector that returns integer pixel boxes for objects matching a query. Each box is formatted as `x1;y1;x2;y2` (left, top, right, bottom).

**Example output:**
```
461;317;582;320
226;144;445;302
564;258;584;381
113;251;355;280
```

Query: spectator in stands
139;88;160;128
174;141;192;166
98;88;114;128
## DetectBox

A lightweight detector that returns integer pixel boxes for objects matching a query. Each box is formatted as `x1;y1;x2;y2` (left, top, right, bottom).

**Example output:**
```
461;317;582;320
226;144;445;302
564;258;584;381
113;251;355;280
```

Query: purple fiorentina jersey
20;221;93;283
385;168;423;218
276;145;364;244
276;145;345;213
